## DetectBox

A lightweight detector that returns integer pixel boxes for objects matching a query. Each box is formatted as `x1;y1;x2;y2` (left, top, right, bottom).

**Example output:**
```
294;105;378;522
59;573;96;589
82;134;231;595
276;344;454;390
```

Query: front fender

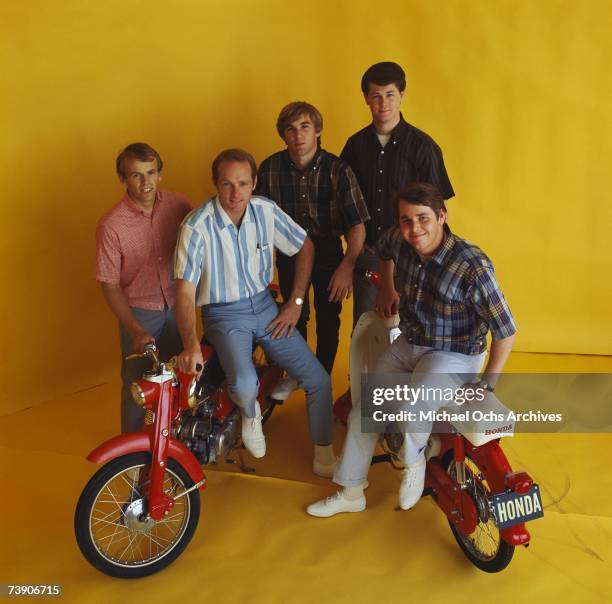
87;432;205;487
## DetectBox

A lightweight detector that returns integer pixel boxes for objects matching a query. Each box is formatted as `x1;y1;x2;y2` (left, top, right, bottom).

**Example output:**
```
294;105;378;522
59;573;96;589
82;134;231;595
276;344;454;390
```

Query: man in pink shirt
96;143;193;432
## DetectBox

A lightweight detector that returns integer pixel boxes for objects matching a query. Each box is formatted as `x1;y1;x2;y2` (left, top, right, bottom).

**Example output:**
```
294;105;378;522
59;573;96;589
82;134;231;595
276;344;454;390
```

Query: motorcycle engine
174;399;242;465
208;408;241;463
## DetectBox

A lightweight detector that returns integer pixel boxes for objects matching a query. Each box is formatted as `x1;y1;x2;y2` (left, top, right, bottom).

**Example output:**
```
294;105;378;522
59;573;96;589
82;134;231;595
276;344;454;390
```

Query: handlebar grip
195;363;203;372
144;342;157;352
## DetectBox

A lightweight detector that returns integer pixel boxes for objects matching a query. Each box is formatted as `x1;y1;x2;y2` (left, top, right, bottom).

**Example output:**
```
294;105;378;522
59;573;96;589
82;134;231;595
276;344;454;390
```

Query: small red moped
74;340;281;578
339;270;544;573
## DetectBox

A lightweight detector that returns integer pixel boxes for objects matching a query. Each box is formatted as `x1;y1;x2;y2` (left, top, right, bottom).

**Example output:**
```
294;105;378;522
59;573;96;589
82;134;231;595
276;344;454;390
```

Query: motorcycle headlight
130;382;146;406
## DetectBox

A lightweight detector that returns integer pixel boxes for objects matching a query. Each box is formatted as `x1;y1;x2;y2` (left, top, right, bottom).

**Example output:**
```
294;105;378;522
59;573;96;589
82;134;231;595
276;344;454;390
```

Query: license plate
493;484;544;529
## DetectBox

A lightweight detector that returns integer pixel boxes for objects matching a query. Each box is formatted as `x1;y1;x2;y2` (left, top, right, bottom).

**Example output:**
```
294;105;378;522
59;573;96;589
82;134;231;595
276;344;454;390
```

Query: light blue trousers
334;336;486;487
202;290;333;445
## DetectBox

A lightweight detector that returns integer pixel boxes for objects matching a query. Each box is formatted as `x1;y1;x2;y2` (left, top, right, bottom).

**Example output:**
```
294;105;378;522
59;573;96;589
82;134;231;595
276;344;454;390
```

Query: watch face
295;297;304;306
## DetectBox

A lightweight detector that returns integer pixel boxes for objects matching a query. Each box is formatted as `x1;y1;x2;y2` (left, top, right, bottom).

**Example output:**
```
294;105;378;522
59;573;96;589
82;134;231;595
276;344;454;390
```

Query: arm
266;236;314;339
374;258;400;318
481;334;515;388
100;283;154;353
327;223;365;302
175;279;203;373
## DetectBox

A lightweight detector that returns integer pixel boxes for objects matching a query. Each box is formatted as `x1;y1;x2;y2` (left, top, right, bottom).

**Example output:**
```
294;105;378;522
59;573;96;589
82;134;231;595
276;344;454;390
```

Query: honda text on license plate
493;484;544;530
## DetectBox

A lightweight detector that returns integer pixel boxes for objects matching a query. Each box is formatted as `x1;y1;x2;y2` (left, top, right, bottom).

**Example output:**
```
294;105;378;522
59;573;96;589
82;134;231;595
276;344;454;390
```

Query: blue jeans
334;336;486;487
202;290;333;445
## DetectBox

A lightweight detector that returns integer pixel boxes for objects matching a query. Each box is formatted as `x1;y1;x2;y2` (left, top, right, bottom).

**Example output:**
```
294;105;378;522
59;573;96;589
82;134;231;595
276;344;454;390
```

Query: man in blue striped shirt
174;149;336;476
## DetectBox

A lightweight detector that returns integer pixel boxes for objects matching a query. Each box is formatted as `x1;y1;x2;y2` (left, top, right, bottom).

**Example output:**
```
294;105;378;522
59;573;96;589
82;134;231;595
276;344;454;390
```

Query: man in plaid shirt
307;182;517;517
256;102;370;398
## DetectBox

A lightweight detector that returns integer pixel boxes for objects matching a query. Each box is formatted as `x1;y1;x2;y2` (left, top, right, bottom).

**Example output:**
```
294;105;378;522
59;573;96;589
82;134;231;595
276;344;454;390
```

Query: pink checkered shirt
96;190;193;310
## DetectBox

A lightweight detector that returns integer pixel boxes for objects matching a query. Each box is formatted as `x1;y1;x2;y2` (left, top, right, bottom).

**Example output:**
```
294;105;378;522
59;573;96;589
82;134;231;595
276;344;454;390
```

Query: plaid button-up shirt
255;148;370;237
341;114;454;247
377;225;517;354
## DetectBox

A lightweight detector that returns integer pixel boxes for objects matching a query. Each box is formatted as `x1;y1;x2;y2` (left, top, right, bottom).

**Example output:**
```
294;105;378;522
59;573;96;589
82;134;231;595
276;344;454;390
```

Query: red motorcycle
339;271;544;573
74;340;281;578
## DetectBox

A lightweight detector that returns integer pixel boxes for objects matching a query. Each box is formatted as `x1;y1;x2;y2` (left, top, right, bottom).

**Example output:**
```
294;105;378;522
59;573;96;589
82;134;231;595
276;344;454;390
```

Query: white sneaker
313;457;338;478
269;376;298;400
399;454;426;510
241;403;266;458
307;490;366;517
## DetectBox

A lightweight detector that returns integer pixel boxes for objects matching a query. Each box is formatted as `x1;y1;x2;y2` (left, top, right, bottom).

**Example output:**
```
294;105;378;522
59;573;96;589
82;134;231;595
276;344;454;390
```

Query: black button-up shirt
341;114;454;246
377;225;517;355
256;148;370;238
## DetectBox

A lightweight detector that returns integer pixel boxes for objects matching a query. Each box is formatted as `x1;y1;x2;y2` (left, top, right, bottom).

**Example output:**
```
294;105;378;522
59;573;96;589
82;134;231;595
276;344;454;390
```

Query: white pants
334;337;486;487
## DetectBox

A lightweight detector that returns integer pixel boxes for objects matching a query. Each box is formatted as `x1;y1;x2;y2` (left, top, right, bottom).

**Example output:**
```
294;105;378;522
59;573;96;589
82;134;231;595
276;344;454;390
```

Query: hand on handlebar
177;345;204;375
374;287;400;319
131;331;156;354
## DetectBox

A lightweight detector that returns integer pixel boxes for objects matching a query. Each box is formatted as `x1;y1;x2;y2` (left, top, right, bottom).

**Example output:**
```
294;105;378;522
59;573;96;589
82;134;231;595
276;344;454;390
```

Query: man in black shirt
341;61;455;325
257;102;370;400
335;61;455;417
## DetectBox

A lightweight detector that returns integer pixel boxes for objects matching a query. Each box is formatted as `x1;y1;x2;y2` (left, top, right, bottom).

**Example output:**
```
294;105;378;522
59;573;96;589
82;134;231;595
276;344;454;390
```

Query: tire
443;453;514;573
75;452;200;578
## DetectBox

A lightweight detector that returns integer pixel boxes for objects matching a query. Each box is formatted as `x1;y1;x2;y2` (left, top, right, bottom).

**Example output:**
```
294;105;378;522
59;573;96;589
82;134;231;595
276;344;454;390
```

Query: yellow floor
1;354;611;603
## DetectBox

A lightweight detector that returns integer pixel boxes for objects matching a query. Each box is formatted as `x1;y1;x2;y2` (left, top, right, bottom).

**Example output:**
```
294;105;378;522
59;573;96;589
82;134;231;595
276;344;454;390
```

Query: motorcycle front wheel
75;452;200;578
444;454;514;573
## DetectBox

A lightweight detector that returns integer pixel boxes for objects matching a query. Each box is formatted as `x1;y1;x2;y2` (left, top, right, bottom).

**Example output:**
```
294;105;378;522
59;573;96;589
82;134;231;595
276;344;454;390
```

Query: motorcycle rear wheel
75;452;200;578
444;454;514;573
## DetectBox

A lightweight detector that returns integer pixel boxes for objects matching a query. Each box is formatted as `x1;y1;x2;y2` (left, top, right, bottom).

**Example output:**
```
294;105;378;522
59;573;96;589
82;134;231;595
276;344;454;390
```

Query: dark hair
276;101;323;137
116;143;163;179
361;62;406;94
211;148;257;183
394;182;447;218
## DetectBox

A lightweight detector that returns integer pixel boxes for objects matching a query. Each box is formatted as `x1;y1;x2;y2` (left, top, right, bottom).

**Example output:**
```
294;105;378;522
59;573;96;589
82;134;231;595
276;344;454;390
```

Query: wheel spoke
82;460;194;569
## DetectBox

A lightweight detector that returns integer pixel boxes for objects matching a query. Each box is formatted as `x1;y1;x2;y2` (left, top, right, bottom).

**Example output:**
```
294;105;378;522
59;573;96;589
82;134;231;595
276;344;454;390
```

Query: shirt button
379;169;383;173
378;189;382;193
408;337;413;342
301;176;305;179
301;194;306;198
377;226;381;230
418;264;422;269
393;141;397;145
381;150;385;155
377;208;381;212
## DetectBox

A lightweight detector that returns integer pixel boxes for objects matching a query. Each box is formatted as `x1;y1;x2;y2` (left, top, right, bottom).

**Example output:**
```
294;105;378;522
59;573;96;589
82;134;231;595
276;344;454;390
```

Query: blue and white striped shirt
174;195;306;305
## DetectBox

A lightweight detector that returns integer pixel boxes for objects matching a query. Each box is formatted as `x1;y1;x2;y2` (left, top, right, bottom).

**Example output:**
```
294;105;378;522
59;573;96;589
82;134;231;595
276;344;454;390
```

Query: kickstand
234;444;256;473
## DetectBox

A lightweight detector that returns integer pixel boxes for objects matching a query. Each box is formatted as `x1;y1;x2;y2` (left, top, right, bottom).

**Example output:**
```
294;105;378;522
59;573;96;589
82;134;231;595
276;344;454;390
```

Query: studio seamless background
1;0;610;416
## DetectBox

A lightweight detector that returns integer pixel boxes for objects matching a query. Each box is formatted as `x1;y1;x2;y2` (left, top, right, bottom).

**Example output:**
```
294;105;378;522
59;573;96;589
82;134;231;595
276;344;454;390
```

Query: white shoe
269;376;298;400
313;457;338;478
399;454;426;510
306;491;366;518
241;403;266;458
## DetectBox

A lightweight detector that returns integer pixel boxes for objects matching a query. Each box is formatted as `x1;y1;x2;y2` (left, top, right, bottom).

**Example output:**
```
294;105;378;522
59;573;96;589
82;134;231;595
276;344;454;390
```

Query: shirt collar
284;146;324;173
121;191;162;216
369;113;409;146
429;224;456;265
212;196;254;229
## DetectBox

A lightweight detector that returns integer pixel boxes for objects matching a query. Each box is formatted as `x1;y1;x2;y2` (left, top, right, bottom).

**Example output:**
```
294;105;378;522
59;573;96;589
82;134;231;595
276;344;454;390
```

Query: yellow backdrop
1;0;610;415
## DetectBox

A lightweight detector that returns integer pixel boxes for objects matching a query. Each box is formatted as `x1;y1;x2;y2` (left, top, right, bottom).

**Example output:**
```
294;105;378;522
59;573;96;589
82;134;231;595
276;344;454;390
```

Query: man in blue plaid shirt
307;182;517;517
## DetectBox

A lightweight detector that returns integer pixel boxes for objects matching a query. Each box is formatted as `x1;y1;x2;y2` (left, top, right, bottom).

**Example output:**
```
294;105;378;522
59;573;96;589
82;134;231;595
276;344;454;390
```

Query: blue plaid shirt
377;225;517;354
